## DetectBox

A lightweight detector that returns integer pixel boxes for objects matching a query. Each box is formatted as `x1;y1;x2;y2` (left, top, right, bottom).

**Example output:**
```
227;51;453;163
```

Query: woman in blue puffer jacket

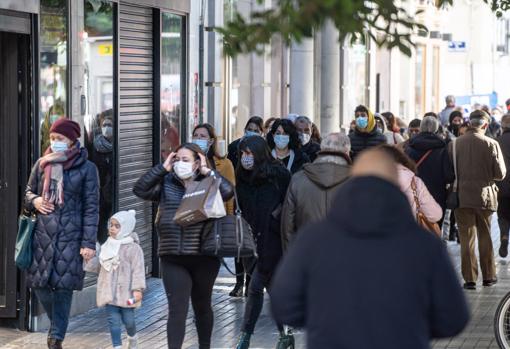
24;118;99;349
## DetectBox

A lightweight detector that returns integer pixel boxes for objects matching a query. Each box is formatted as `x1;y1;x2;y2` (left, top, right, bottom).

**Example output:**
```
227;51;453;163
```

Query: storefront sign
448;41;467;52
98;44;113;56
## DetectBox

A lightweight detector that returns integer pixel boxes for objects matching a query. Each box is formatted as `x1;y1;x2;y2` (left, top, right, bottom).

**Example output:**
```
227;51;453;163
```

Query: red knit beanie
49;118;81;142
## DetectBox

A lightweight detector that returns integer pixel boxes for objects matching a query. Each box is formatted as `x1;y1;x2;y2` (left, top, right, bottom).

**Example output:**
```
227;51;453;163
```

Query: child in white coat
85;210;146;349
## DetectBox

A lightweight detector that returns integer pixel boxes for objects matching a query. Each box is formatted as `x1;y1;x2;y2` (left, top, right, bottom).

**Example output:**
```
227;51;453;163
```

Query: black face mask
449;124;460;137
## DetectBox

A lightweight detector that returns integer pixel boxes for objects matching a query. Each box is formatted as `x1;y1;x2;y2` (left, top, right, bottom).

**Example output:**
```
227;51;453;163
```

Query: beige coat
450;128;506;211
84;233;146;308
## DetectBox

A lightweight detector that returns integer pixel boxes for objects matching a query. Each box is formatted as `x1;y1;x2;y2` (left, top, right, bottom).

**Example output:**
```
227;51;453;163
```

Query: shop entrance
0;29;31;320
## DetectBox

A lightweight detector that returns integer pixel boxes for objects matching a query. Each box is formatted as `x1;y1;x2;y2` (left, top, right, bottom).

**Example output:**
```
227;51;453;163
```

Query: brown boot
48;338;63;349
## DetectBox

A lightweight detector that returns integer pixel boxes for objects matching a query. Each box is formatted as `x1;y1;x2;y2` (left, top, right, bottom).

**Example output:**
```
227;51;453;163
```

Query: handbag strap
452;138;458;191
410;176;423;216
416;150;432;168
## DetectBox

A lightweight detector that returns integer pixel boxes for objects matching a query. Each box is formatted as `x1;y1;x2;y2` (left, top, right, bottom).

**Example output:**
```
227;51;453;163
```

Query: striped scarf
39;143;81;206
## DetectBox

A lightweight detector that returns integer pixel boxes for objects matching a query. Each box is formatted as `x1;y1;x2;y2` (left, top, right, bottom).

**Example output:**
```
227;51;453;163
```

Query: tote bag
15;213;36;270
174;175;226;227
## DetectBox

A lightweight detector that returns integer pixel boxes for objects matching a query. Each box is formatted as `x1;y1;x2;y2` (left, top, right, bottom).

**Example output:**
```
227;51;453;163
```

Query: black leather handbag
201;189;257;259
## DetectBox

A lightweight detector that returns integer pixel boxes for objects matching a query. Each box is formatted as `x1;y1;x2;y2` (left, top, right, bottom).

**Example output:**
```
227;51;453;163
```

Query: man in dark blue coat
270;149;469;349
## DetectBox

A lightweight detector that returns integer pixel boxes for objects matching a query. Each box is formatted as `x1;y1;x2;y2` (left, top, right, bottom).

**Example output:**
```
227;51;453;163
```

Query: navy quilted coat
24;149;99;290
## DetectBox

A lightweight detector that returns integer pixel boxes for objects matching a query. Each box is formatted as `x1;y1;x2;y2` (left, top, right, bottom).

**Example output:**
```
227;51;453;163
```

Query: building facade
2;0;469;331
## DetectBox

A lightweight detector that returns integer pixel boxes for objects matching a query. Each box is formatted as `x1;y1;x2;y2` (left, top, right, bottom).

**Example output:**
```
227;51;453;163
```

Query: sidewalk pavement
1;216;510;349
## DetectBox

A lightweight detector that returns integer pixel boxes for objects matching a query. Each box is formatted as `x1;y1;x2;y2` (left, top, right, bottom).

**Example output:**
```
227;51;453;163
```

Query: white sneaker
127;335;139;349
113;346;122;349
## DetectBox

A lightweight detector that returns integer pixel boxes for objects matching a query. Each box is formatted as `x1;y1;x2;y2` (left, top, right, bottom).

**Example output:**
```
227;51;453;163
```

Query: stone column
289;38;314;119
319;20;340;134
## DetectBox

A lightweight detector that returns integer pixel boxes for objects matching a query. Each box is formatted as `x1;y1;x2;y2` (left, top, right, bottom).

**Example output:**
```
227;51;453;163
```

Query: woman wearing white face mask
133;143;234;349
267;119;310;174
24;118;100;349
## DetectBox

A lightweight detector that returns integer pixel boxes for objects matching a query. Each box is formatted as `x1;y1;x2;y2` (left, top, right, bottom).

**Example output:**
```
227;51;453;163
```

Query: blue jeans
241;267;283;334
106;305;137;347
34;288;73;341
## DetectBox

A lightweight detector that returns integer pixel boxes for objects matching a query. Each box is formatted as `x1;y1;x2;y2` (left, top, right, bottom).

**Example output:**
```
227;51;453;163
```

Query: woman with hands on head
133;143;234;349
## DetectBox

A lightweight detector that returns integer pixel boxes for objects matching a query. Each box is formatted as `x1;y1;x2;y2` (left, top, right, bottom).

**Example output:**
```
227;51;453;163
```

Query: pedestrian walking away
348;105;387;160
497;114;510;257
84;210;146;349
267;118;310;174
439;95;457;126
133;143;234;349
23;118;100;349
281;133;351;249
377;144;443;227
270;148;469;349
405;116;456;238
451;110;506;290
233;135;292;349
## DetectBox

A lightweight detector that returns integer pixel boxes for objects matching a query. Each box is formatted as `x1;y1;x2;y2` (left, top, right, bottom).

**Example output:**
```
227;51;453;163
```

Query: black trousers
498;197;510;242
160;255;220;349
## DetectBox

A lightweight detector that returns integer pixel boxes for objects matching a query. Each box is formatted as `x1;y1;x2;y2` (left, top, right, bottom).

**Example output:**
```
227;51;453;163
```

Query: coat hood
303;162;350;189
329;176;416;238
408;132;446;151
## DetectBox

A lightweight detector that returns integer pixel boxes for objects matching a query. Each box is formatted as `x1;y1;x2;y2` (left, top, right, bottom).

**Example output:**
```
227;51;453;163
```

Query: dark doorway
0;31;31;320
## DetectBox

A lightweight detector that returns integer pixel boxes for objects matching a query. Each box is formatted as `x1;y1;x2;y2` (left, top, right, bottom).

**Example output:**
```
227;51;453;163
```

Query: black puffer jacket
405;132;455;210
133;164;234;256
301;141;321;162
275;148;310;174
236;163;291;274
348;128;387;160
227;138;242;169
24;149;99;290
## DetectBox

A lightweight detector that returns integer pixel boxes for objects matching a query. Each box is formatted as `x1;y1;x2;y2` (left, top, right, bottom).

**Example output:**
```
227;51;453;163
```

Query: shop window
161;12;185;160
82;0;114;243
39;0;68;153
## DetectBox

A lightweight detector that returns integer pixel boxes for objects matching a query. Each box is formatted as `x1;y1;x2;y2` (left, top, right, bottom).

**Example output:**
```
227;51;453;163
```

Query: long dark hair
244;116;264;133
266;119;301;150
375;144;417;174
236;136;280;184
381;112;398;132
192;123;223;160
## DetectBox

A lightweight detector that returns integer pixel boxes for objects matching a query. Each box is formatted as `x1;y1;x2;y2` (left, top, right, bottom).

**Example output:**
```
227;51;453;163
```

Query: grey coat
84;233;146;308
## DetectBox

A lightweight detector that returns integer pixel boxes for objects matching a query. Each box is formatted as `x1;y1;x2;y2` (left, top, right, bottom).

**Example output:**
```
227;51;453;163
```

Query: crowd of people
21;95;510;349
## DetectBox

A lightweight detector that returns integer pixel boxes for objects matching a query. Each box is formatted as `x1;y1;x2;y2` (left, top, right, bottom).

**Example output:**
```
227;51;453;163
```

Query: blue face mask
245;130;259;138
51;141;69;153
274;134;290;150
356;116;368;129
192;139;210;153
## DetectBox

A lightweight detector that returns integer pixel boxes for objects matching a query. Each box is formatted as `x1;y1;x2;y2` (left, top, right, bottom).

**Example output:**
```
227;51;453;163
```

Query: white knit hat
110;210;136;240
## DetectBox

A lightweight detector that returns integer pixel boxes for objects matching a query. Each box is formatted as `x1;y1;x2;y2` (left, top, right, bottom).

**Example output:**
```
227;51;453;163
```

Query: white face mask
173;161;195;179
299;133;311;145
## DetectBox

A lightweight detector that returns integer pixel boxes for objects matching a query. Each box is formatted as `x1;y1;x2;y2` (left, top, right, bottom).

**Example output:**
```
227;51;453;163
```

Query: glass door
160;12;186;161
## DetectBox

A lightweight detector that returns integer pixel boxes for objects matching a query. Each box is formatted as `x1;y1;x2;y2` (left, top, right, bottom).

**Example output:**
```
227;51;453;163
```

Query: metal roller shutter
118;3;154;274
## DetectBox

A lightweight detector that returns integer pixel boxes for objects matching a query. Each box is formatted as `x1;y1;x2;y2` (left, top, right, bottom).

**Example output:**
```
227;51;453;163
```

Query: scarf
93;134;113;153
358;109;377;133
39;143;81;206
99;236;134;272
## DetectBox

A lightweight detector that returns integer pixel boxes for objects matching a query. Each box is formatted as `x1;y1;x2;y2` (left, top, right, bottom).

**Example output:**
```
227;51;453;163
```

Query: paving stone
2;215;510;348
